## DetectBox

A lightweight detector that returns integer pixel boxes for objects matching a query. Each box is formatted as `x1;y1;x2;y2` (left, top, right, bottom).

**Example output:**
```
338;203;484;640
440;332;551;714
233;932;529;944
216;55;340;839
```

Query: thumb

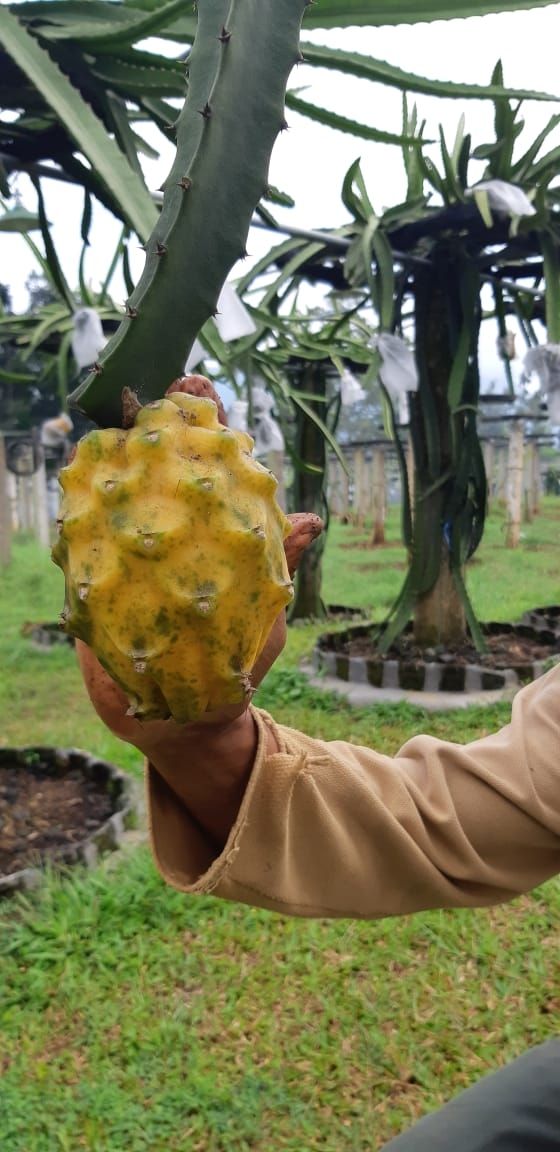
166;374;228;427
284;513;324;578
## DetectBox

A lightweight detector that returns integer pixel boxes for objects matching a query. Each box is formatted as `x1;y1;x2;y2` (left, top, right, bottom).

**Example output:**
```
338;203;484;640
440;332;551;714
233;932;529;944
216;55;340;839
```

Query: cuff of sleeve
145;705;278;895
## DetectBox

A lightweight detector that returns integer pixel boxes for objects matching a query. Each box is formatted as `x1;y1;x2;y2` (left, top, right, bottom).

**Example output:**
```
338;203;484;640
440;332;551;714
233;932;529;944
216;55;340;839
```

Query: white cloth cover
227;400;249;433
340;368;366;406
186;284;256;370
374;332;419;401
252;387;285;457
523;344;560;423
71;308;107;370
469;180;536;219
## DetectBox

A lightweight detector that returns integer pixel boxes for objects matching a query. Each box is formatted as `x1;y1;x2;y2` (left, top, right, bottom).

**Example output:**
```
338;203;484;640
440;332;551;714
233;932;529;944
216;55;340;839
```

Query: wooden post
17;475;34;533
495;445;508;505
6;471;16;531
0;434;11;567
531;444;541;517
363;453;374;524
371;447;386;545
482;439;495;511
327;457;345;517
523;443;534;524
505;420;524;548
32;458;51;547
340;458;350;521
352;447;365;527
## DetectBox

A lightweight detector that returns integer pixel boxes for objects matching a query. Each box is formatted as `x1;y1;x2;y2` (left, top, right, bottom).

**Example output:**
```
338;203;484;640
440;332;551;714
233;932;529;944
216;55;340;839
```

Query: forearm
146;665;560;918
146;708;277;850
75;637;277;849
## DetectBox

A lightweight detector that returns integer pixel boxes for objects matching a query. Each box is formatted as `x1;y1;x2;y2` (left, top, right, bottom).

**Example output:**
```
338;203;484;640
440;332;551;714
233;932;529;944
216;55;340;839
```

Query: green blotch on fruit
154;607;172;635
87;433;103;461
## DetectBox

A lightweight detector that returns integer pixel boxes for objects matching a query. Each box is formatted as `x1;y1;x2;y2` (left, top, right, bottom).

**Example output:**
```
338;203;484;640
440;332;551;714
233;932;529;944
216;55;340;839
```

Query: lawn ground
1;499;559;1151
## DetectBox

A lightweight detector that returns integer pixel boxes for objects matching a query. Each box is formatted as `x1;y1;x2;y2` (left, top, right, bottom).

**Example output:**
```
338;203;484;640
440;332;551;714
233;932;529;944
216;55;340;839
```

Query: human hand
77;372;323;755
74;375;323;845
77;510;322;847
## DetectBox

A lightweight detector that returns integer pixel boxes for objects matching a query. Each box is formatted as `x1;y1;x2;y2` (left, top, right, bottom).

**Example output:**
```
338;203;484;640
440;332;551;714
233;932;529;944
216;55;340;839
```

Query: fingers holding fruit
284;513;324;577
166;374;228;426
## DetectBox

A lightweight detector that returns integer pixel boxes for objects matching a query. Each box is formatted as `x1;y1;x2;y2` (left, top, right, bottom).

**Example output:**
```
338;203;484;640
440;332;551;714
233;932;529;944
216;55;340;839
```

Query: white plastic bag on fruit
185;284;256;370
252;387;285;457
214;282;256;342
71;308;107;369
497;331;516;361
253;412;285;455
523;344;560;423
340;368;366;406
41;413;74;484
371;332;419;424
40;413;73;448
468;180;536;219
227;400;249;433
374;332;419;398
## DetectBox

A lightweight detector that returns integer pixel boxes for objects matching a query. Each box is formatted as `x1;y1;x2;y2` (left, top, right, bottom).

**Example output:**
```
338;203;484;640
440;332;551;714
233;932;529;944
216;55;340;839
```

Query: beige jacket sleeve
146;663;560;919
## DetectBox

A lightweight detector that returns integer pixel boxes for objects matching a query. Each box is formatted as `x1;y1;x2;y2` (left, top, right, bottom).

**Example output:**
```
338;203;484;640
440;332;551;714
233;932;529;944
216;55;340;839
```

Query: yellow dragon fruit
52;391;293;723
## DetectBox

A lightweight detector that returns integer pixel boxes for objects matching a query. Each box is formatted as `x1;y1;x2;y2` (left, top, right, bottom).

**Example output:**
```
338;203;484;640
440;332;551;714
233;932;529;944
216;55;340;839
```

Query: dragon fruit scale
52;392;294;723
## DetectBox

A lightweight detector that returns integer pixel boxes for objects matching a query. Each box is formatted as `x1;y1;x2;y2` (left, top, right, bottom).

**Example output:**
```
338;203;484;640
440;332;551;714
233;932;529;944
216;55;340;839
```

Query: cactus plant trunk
290;360;327;620
408;250;479;648
413;545;466;647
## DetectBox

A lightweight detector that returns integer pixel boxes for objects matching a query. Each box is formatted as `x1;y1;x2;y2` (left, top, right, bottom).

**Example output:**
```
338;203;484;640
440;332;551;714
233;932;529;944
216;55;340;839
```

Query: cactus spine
70;0;308;428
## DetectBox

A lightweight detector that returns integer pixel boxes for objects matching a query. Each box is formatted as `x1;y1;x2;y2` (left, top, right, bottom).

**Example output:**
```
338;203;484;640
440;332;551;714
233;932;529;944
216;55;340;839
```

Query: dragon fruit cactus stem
70;0;309;429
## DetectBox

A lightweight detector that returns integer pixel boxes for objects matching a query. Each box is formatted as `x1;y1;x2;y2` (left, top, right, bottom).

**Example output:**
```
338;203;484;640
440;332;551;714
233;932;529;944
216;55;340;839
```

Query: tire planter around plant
21;621;75;650
0;746;140;897
326;604;369;621
312;620;560;695
521;606;560;636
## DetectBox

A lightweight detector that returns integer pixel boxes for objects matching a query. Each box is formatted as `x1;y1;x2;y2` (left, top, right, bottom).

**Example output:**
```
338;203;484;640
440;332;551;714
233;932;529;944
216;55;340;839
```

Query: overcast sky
3;4;560;387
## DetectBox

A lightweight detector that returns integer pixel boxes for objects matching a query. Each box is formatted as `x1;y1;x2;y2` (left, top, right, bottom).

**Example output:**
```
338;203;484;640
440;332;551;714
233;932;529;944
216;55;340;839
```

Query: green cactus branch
71;0;308;428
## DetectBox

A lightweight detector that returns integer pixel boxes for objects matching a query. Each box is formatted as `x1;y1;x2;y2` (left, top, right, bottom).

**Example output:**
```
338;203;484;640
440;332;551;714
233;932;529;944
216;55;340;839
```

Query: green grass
0;539;142;774
1;504;559;1151
322;499;560;622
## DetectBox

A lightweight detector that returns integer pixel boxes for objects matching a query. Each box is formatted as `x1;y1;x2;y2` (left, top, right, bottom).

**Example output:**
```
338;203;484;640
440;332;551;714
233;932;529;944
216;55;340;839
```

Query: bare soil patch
339;629;558;669
0;758;112;875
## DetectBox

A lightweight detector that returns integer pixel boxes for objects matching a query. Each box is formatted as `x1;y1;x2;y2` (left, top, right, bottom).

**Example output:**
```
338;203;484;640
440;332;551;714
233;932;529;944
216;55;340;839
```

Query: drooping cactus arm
71;0;308;428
